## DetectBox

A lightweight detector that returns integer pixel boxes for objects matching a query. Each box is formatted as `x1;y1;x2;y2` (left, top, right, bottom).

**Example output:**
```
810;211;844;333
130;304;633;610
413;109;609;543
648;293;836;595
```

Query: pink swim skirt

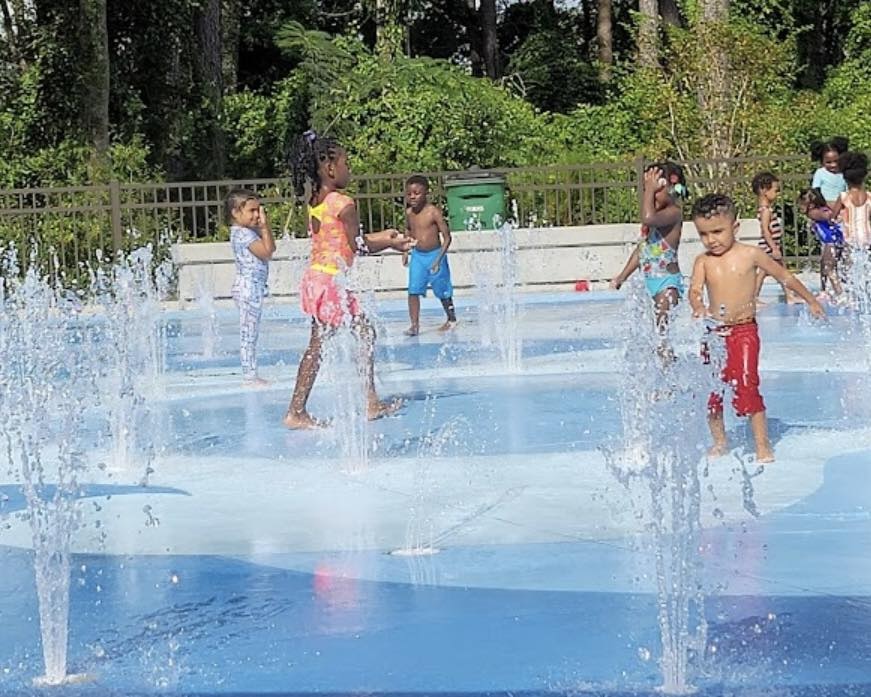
300;269;361;327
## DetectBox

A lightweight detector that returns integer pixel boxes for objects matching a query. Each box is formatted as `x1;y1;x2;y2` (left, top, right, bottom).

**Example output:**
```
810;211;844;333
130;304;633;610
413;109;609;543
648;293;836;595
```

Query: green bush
222;72;309;178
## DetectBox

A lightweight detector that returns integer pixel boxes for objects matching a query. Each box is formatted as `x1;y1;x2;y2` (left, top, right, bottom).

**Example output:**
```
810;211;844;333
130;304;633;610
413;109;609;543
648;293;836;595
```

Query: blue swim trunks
644;273;684;298
408;247;453;299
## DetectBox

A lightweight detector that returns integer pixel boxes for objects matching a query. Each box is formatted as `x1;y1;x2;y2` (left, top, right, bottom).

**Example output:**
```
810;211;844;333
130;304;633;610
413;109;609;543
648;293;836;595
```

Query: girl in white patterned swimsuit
226;189;276;386
832;152;871;251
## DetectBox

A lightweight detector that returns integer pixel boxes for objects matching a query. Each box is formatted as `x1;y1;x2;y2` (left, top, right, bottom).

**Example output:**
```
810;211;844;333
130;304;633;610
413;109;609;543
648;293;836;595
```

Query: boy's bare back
406;203;445;252
692;242;766;324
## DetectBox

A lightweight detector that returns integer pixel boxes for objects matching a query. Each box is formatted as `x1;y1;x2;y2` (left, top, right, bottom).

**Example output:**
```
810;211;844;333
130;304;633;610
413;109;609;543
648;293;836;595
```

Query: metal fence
0;153;821;275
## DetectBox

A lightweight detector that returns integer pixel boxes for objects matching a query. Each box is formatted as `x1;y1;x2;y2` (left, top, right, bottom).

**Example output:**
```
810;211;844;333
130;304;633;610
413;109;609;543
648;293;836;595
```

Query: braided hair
288;130;344;203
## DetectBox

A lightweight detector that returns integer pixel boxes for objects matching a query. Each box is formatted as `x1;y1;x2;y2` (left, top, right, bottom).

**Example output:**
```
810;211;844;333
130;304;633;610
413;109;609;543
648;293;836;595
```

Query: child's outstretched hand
609;277;622;290
390;233;416;252
808;299;826;320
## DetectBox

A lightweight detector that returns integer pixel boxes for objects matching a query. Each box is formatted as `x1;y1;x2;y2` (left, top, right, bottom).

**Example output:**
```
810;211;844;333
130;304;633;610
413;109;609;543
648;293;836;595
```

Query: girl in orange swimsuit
284;132;415;429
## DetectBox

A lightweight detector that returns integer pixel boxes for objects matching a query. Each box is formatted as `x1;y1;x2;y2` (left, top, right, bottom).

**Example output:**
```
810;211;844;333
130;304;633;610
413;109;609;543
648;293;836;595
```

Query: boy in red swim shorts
689;194;825;463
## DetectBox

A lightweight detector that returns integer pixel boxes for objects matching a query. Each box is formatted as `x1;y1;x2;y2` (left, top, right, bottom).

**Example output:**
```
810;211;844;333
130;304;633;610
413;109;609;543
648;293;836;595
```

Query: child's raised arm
247;206;276;261
641;168;682;229
755;249;825;317
689;255;707;318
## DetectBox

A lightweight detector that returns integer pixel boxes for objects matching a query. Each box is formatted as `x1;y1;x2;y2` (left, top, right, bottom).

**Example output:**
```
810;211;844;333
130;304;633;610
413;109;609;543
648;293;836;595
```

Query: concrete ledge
173;220;762;305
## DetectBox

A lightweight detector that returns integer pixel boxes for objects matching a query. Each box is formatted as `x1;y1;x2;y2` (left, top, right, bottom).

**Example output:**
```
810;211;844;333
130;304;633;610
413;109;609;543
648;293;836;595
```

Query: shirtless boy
403;175;457;336
689;193;825;463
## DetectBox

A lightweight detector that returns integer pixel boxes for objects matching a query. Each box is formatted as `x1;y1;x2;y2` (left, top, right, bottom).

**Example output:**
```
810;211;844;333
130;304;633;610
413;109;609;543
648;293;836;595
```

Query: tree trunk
221;0;240;94
637;0;658;69
464;0;484;76
695;1;731;160
480;0;499;79
0;1;15;42
701;0;728;21
79;0;110;155
193;0;225;178
659;0;682;26
596;0;613;82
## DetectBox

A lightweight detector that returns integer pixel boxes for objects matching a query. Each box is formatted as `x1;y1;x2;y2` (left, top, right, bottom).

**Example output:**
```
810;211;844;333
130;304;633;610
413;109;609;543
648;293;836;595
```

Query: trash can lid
444;167;505;187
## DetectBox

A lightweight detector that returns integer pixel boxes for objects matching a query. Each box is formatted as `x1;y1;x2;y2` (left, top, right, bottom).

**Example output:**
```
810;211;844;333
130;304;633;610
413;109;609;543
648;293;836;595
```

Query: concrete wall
173;220;762;305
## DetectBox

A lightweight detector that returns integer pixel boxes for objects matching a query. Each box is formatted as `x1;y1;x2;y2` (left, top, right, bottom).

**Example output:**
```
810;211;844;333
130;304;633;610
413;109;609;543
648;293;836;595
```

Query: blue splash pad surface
1;293;871;695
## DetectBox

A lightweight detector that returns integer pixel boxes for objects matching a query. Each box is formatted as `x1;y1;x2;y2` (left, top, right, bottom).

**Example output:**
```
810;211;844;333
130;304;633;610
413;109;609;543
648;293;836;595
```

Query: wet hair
224;188;259;225
751;171;779;195
646;161;688;199
810;136;849;163
405;175;429;190
839;151;869;187
288;130;344;201
691;193;737;220
797;187;827;209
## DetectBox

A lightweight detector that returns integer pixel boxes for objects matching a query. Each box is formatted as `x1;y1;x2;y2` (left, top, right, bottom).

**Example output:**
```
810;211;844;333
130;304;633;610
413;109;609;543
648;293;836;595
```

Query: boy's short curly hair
405;175;429;190
691;193;737;220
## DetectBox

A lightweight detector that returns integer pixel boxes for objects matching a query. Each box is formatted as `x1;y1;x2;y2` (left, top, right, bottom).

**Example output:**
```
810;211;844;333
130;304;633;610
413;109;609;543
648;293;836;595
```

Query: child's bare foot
437;320;457;332
404;326;419;337
755;447;775;463
242;376;270;389
367;397;404;421
707;443;729;458
283;411;328;429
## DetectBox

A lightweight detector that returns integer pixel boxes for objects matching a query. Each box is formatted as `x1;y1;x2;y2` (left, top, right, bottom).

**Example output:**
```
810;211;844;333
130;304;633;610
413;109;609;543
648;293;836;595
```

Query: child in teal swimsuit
611;162;688;332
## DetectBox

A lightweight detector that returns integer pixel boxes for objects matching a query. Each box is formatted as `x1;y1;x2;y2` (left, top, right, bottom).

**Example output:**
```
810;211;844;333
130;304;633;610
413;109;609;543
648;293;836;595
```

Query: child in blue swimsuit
798;187;845;301
611;162;688;332
403;175;457;336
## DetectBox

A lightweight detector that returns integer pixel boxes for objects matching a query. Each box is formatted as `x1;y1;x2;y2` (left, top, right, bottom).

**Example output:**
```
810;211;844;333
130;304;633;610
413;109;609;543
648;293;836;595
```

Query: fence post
634;156;646;213
109;179;122;256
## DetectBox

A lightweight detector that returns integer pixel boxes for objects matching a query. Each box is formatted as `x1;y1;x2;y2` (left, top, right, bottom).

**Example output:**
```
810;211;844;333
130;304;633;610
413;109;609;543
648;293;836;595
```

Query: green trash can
444;169;506;231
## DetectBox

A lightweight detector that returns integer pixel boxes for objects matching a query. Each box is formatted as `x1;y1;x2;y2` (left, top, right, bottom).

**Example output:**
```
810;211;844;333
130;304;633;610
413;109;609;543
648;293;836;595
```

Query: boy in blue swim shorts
403;175;457;336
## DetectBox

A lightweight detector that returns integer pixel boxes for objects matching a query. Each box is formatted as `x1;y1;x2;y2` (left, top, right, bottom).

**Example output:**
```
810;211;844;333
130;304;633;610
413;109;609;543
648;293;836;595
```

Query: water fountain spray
604;277;723;693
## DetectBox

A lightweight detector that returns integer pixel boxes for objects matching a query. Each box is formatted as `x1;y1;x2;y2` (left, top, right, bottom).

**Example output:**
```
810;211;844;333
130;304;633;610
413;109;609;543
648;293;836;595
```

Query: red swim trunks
300;268;361;327
705;320;766;417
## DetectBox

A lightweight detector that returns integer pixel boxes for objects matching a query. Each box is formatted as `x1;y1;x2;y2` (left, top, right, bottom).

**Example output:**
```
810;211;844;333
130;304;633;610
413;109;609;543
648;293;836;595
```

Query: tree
192;0;225;177
659;0;682;26
222;0;241;93
637;0;658;68
79;0;110;154
480;0;500;78
596;0;613;81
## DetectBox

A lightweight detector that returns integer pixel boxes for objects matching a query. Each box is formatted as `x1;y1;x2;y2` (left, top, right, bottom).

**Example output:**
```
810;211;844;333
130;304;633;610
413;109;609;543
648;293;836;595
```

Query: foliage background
0;0;866;185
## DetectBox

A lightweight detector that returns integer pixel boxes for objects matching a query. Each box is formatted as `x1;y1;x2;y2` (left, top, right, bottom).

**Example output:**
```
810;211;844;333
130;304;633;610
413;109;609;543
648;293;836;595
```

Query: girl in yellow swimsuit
284;131;415;430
